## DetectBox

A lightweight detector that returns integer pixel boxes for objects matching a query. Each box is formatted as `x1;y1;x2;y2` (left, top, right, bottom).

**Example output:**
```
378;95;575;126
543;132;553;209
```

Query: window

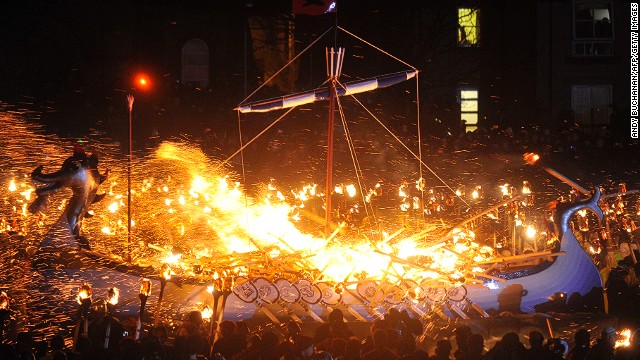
572;1;614;57
458;8;480;47
460;88;479;132
181;39;210;89
571;85;612;125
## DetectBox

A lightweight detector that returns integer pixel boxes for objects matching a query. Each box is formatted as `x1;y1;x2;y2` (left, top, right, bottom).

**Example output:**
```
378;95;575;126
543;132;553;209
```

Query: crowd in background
0;306;637;360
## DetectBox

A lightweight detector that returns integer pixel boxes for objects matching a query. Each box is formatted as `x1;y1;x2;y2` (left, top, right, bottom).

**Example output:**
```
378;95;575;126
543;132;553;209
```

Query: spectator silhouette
566;328;590;360
457;334;485;360
524;331;561;360
587;326;616;360
361;329;398;360
212;320;240;360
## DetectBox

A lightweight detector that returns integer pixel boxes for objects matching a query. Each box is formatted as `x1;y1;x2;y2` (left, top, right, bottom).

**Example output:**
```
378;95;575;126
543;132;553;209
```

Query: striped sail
238;70;418;113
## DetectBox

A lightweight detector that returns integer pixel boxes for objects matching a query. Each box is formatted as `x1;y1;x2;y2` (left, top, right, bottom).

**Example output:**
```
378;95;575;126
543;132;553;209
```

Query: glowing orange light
616;329;631;348
523;153;540;165
133;73;152;90
0;291;9;310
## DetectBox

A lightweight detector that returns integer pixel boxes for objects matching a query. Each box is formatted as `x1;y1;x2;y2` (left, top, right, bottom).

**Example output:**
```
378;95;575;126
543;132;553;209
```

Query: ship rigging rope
334;90;377;228
238;27;333;107
237;110;251;240
415;72;426;224
337;26;417;71
218;107;298;171
337;80;471;208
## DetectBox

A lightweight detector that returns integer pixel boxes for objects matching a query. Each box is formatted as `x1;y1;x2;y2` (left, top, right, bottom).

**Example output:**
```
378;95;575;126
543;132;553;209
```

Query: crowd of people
0;305;638;360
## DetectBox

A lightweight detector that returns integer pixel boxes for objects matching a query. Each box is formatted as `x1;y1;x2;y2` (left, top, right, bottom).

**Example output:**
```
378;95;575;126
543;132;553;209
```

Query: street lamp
135;278;152;340
0;291;10;344
126;94;134;263
104;287;119;349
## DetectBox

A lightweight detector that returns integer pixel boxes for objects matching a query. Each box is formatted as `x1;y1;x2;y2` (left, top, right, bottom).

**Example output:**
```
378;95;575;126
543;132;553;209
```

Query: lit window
458;8;480;47
571;85;612;125
460;88;479;132
572;1;613;56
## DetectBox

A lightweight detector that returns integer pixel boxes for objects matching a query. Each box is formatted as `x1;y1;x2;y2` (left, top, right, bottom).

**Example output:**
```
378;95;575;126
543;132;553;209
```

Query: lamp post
135;278;152;340
74;283;92;349
153;265;171;327
126;94;134;263
0;291;10;344
104;287;119;349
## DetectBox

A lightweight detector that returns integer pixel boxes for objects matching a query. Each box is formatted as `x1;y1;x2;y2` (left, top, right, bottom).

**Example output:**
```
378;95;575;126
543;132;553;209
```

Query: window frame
459;87;479;132
571;0;614;57
570;84;613;125
457;8;480;47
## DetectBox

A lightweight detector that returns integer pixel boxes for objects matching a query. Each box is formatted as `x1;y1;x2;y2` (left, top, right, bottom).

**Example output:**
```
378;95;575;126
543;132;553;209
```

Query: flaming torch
0;291;9;344
201;305;213;339
74;283;92;349
135;278;152;340
208;271;234;356
104;287;119;349
524;153;590;196
206;285;216;339
616;329;631;348
153;265;171;326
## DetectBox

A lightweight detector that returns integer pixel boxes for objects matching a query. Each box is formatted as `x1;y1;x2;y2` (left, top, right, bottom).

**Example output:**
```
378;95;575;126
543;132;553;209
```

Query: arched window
181;39;210;89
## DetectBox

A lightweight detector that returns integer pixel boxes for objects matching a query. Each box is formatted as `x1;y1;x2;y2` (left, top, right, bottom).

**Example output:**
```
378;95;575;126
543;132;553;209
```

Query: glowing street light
133;73;152;91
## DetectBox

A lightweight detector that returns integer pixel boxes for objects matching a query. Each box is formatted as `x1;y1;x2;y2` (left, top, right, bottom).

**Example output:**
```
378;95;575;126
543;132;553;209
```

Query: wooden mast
325;47;344;237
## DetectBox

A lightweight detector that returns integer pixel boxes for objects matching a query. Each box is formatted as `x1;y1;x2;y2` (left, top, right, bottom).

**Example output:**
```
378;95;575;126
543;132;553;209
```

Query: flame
525;225;537;239
0;139;504;292
77;283;92;304
616;329;631;348
0;291;9;310
523;153;540;165
140;278;152;297
201;305;213;320
162;264;172;280
107;287;120;305
472;189;479;199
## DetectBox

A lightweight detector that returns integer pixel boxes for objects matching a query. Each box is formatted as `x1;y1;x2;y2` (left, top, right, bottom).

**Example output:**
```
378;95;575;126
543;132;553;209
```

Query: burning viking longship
19;26;606;330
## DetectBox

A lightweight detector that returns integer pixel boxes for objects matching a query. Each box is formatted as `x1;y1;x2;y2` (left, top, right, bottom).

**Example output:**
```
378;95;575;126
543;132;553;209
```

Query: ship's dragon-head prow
554;187;603;240
29;144;108;248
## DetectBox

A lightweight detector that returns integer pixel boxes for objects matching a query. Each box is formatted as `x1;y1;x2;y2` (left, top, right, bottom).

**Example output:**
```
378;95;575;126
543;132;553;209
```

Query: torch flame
201;305;213;320
616;329;631;348
140;278;152;297
77;283;92;304
0;291;9;310
107;287;120;305
523;153;540;165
